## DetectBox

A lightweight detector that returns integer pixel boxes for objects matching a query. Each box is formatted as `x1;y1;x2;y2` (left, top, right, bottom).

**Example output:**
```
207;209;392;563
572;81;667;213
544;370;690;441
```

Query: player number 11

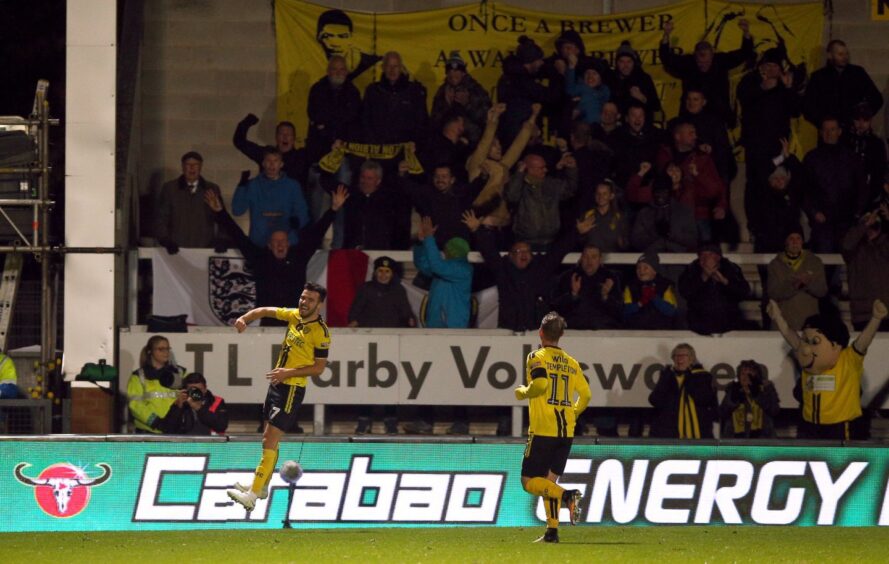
547;373;572;406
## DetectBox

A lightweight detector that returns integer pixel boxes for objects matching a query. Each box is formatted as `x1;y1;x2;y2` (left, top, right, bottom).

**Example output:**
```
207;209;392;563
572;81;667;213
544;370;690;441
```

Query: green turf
1;526;887;563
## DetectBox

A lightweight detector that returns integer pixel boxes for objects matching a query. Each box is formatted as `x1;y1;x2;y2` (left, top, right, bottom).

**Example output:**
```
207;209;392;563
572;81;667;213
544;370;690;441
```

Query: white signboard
119;328;889;408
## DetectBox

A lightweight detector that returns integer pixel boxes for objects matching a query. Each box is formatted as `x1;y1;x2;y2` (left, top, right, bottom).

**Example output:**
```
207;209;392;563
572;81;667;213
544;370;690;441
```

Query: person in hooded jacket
678;243;751;335
649;343;718;439
610;41;662;125
497;35;561;148
623;252;678;330
430;52;491;145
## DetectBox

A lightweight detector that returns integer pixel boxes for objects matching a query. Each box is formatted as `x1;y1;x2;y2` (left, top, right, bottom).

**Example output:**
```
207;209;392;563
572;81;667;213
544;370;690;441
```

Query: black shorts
263;383;306;433
521;434;574;478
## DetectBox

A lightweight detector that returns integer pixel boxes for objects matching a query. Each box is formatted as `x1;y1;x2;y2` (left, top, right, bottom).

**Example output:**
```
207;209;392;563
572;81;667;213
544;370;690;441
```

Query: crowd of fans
145;19;889;437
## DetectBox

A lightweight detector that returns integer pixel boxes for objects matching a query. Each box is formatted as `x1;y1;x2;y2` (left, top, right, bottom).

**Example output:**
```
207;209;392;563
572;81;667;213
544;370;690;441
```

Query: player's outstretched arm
514;377;548;400
854;300;887;355
766;299;801;351
234;307;279;332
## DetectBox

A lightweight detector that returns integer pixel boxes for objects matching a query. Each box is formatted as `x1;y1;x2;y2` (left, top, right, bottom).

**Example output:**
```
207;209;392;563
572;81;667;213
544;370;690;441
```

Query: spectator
803;39;884;129
768;299;887;440
562;55;610;125
550;244;622;330
232;148;310;247
466;103;537;237
678;243;751;335
463;210;594;331
362;51;429;145
421;112;471;177
676;87;735;184
610;41;661;124
660;18;754;127
158;373;228;436
343;160;410;250
736;47;802;236
204;186;346;326
842;205;889;331
590;101;622;150
398;162;475;247
612;102;664;190
578;180;628;252
127;335;185;434
349;256;415;436
623;252;678;330
504;152;578;249
413;217;473;329
155;151;225;254
233;114;308;188
630;175;698;253
719;360;780;438
802;117;868;254
766;227;827;331
430;51;491;145
543;29;607;137
751;140;805;254
648;343;717;439
0;350;18;398
306;55;362;166
656;120;727;243
844;103;888;203
497;35;559;147
568;122;614;211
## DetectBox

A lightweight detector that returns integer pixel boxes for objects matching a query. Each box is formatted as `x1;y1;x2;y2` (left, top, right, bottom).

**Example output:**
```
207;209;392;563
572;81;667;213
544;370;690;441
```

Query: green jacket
127;366;183;433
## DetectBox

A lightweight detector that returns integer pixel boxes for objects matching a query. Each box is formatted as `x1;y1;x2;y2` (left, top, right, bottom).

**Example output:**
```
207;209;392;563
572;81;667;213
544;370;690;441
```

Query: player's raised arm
234;307;279;332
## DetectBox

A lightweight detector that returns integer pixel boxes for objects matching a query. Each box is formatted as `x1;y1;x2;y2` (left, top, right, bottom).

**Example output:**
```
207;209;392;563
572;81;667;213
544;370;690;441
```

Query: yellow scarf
780;250;805;272
676;374;702;439
319;142;423;174
731;395;764;435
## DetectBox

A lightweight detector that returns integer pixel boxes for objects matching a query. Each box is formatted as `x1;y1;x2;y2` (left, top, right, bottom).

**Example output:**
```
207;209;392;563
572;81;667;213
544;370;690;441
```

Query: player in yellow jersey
227;282;331;510
514;311;591;543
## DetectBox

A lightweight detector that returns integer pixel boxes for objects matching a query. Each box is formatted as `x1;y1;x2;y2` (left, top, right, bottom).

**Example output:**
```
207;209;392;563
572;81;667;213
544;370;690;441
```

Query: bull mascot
768;298;888;440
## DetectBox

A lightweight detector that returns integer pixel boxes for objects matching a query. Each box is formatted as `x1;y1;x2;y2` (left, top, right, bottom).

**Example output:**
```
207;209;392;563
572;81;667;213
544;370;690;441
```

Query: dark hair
685;86;707;98
736;360;763;382
802;314;850;348
826;39;846;52
181;151;203;163
625;100;646;116
262;147;283;160
819;115;841;129
432;163;455;176
183;372;207;387
276;121;296;135
540;311;567;341
317;9;353;38
304;282;328;302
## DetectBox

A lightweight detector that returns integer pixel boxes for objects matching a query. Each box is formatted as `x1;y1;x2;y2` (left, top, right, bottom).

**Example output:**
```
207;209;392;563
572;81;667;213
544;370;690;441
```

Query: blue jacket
565;68;610;125
413;237;473;328
231;173;309;247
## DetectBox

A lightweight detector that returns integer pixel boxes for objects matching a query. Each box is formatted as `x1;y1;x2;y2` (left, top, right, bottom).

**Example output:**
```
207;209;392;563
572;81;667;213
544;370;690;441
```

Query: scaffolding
0;81;60;382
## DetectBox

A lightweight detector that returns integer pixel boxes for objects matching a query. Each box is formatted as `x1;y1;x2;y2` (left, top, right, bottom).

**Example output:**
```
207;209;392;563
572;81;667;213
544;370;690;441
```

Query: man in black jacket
678;243;751;335
159;373;228;436
362;51;428;145
397;162;477;247
550;244;622;330
803;40;884;129
660;18;754;128
306;55;362;166
462;210;593;331
343;160;410;250
649;344;717;439
233;115;309;189
203;185;347;326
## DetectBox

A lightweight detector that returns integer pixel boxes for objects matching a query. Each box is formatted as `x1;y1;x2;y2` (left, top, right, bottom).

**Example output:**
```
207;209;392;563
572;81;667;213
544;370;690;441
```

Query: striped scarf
676;374;702;439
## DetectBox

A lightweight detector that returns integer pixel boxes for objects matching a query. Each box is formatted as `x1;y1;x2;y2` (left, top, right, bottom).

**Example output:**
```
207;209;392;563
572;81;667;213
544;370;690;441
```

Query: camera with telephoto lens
187;387;204;402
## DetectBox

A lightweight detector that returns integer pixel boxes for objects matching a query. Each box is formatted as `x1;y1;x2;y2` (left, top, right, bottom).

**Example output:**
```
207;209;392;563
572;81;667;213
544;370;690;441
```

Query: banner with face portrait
276;0;823;154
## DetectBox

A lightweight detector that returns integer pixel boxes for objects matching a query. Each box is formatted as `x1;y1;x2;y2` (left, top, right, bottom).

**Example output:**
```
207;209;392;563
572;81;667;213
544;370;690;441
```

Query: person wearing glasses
127;335;186;434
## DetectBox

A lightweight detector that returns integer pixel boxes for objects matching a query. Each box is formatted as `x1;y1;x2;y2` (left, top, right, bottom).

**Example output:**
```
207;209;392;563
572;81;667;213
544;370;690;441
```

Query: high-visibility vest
127;366;183;433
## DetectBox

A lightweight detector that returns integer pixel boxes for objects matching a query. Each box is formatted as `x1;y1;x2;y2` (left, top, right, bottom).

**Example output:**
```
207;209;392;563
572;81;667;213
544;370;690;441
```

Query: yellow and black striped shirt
274;308;330;387
525;346;591;438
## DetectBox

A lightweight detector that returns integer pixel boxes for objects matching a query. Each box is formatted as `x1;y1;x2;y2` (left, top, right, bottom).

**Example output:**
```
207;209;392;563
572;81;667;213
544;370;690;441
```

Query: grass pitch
2;526;887;563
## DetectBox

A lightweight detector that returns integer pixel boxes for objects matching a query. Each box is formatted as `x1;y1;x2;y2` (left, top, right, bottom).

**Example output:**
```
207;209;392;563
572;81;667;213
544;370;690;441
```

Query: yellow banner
276;0;822;152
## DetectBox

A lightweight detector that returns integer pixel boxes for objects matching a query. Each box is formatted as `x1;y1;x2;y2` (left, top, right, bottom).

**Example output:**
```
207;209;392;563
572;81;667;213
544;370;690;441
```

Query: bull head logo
14;462;112;517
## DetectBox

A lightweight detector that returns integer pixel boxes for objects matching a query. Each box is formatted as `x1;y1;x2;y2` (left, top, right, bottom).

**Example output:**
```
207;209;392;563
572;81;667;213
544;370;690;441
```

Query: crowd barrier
3;435;889;531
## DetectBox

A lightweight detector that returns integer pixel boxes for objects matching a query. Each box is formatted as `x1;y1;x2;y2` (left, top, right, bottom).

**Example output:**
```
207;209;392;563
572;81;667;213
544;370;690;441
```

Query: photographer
159;373;228;436
719;360;780;438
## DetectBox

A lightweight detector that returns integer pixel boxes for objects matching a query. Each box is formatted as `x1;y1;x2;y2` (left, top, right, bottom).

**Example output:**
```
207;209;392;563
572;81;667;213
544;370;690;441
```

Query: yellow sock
544;496;562;529
524;477;565;500
252;448;278;494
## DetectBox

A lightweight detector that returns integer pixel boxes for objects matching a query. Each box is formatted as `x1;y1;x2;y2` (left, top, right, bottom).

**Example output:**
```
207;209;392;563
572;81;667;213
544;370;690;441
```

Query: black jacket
803;63;884;127
736;72;802;159
496;54;561;147
550;266;623;330
213;206;336;324
160;390;228;435
233;116;309;188
678;257;750;335
475;227;577;331
397;175;478;248
649;364;717;439
343;187;411;250
349;279;416;328
362;74;429;145
802;143;868;225
306;77;362;164
719;380;780;438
